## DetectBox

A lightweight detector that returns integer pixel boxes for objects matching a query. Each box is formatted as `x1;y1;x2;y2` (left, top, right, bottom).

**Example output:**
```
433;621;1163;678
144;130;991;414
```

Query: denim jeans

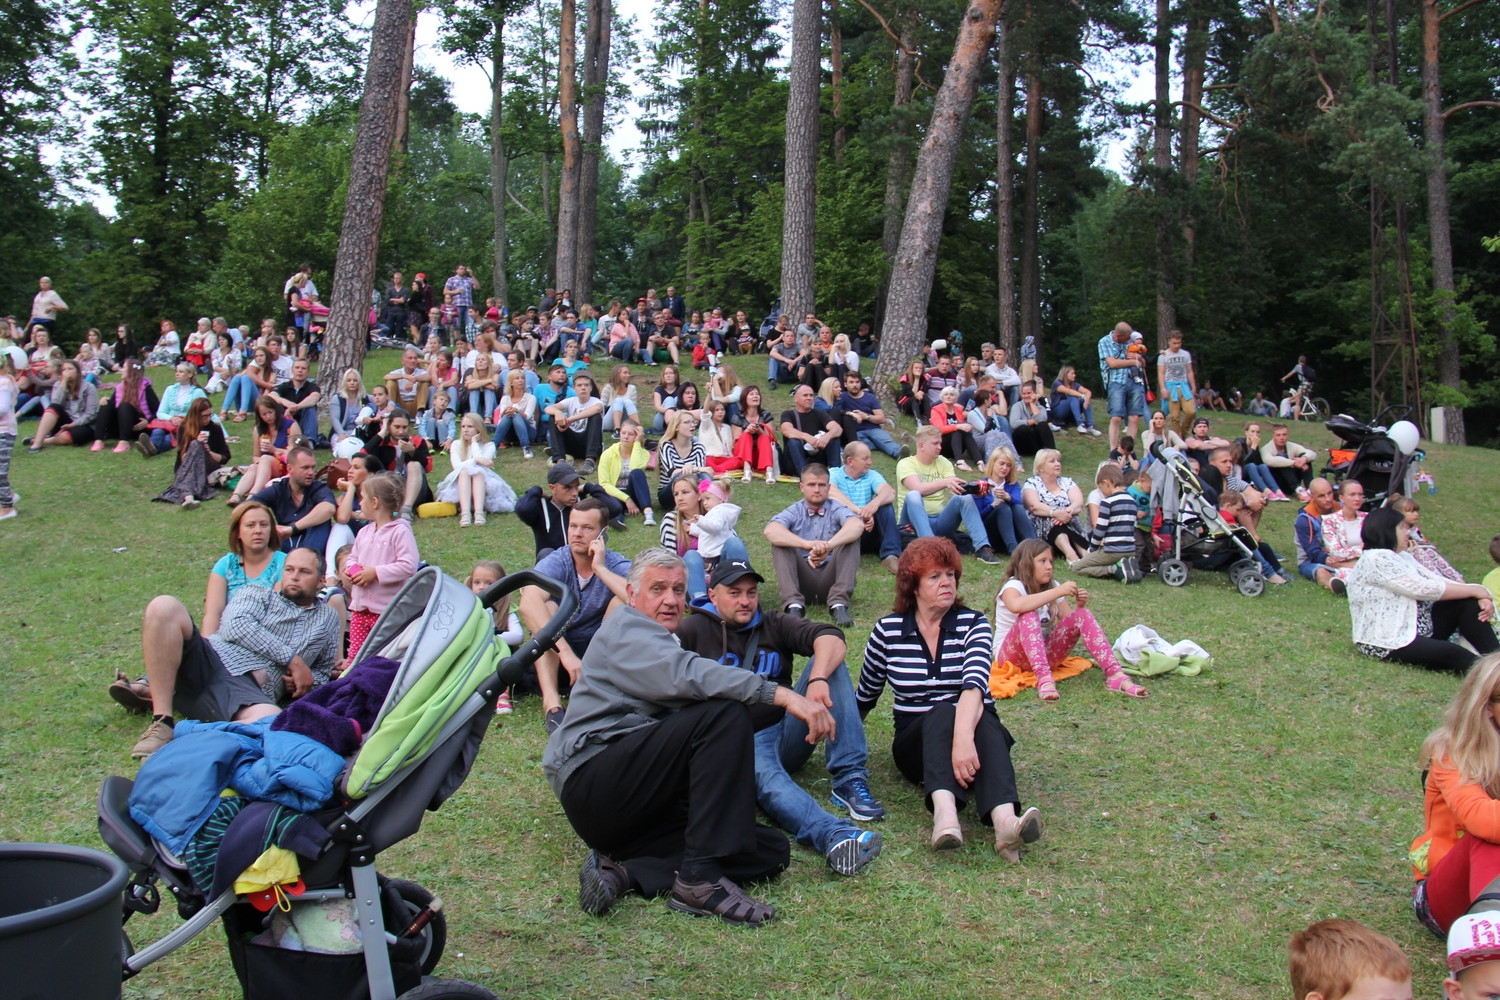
149;427;173;450
683;535;751;599
982;501;1037;552
856;426;903;459
493;413;532;448
291;407;318;441
223;374;260;413
768;357;791;383
751;660;868;854
1106;380;1148;419
859;502;902;559
784;437;841;477
604;397;638;430
468;388;497;421
900;491;992;549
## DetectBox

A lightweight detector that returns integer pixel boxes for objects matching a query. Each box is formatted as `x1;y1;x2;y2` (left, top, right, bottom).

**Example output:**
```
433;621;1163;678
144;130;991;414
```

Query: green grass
0;351;1478;997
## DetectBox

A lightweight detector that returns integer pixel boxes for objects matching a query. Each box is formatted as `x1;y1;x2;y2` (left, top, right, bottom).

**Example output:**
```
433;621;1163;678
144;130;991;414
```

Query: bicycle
1291;389;1329;421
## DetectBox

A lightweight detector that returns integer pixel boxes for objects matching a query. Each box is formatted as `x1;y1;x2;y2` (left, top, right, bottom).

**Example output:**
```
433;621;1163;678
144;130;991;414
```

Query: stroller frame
1148;443;1266;596
98;567;576;1000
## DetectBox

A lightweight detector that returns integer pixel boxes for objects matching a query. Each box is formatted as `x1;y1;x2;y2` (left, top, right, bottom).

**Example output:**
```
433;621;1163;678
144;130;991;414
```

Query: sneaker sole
578;851;617;916
826;832;882;875
109;681;152;714
830;790;886;823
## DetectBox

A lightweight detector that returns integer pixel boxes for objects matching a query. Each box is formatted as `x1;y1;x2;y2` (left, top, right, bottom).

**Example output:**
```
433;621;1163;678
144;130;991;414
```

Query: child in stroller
1148;441;1272;596
96;567;577;1000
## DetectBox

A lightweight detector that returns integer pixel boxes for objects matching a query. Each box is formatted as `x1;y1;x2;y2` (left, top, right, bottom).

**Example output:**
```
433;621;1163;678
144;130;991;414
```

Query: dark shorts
173;628;274;722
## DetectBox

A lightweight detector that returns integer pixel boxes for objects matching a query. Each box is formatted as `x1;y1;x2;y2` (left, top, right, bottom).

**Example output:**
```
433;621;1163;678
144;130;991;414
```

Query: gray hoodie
541;606;779;795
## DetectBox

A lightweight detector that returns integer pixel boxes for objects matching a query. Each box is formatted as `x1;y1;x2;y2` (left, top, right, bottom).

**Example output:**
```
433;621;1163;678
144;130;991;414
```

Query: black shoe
784;604;804;618
544;707;566;734
975;546;1002;565
768;379;778;391
610;516;627;531
579;850;629;916
830;605;855;629
1330;577;1347;597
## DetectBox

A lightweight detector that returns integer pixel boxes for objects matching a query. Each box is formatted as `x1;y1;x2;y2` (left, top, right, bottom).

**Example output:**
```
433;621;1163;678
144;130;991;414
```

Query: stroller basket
97;567;575;1000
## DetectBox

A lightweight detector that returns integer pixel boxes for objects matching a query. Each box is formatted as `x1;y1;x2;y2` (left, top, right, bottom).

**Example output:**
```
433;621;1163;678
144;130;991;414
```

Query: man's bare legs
141;595;194;718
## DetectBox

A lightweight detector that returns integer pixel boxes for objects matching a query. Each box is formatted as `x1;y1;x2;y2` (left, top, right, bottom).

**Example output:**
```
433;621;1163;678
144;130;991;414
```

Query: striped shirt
857;606;994;731
829;467;888;509
1089;493;1139;553
208;585;341;702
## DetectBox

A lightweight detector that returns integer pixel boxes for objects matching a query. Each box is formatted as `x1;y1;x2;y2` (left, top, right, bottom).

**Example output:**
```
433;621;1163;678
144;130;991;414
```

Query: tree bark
874;8;916;338
1152;0;1175;350
490;12;509;307
995;11;1016;356
393;11;417;155
541;151;555;287
320;0;411;402
575;0;611;306
554;0;580;293
875;0;1002;394
1421;0;1463;443
780;0;820;321
1179;3;1205;286
829;0;846;165
1017;44;1042;363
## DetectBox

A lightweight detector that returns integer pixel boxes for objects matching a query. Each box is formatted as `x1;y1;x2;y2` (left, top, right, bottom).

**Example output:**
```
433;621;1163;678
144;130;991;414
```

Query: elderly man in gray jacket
542;547;834;927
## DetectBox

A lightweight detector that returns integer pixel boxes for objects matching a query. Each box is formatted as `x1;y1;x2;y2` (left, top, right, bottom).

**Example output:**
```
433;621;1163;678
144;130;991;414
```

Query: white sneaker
643;509;656;526
766;470;777;484
523;447;535;458
1088;427;1102;436
474;511;487;525
742;469;753;483
181;496;200;510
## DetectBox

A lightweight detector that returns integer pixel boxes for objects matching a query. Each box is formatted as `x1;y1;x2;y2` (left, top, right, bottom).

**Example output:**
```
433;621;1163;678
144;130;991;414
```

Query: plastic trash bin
0;843;129;1000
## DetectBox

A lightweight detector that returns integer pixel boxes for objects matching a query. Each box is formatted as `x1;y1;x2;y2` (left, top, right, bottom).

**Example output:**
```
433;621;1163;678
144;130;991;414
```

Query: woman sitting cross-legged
994;539;1148;703
152;397;230;509
436;412;517;526
1347;506;1500;674
857;537;1043;860
1411;654;1500;936
492;369;538;458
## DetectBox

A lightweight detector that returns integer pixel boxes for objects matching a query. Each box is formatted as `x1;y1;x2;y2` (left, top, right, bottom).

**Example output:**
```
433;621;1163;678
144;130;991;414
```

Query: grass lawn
0;350;1483;998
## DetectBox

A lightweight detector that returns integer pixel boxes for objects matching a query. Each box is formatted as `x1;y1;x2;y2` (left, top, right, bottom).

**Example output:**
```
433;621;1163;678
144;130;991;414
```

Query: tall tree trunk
684;0;708;300
875;0;1002;393
554;0;580;293
320;0;411;401
575;0;611;306
541;151;555;287
1179;4;1205;288
1018;48;1042;364
780;0;820;321
874;9;916;338
393;11;417;154
829;0;846;165
1152;0;1175;350
995;12;1016;356
1421;0;1463;444
490;14;509;307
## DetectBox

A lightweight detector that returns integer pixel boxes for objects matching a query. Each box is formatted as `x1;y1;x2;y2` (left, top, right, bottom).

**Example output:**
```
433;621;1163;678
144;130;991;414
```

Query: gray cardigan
542;606;779;794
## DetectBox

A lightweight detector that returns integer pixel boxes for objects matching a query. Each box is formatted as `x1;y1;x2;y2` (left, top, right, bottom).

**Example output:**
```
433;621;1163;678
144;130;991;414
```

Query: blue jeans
493;413;532;448
683;535;751;600
857;502;902;559
982;501;1037;553
149;427;173;450
604;397;638;430
900;491;992;549
768;357;791;383
1052;396;1095;429
1242;462;1277;494
468;388;497;420
751;660;868;854
1298;560;1333;581
609;339;637;362
856;426;902;459
1106;381;1148;419
291;407;318;441
784;438;841;477
223;374;259;413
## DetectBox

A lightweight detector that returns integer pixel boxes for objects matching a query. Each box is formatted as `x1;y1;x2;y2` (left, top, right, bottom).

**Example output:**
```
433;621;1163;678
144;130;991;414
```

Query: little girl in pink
994;538;1147;702
346;472;420;661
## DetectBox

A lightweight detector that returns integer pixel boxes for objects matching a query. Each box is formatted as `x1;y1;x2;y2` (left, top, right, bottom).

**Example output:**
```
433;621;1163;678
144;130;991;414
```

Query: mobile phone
598;527;609;548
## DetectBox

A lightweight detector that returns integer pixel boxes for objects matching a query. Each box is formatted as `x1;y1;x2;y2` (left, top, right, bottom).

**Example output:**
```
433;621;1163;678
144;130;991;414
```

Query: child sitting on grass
1288;918;1410;1000
1071;464;1143;582
465;560;525;715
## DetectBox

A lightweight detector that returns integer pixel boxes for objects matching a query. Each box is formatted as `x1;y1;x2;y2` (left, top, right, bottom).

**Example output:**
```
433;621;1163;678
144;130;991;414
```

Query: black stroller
96;567;575;1000
1148;443;1268;596
1322;407;1417;510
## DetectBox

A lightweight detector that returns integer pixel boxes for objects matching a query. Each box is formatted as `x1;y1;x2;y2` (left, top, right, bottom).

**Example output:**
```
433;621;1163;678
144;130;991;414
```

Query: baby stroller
1322;407;1417;509
1148;442;1268;596
96;567;576;1000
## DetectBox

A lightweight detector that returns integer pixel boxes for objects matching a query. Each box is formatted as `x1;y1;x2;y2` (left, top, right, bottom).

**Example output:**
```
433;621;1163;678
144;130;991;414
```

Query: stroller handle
1148;439;1167;462
478;570;579;689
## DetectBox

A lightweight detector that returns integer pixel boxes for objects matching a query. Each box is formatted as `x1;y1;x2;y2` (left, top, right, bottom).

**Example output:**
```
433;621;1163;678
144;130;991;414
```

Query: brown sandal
109;672;152;714
668;876;775;926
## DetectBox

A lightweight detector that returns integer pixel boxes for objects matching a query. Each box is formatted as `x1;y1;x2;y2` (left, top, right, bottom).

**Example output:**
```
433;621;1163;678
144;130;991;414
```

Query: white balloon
1387;420;1420;455
932;339;948;352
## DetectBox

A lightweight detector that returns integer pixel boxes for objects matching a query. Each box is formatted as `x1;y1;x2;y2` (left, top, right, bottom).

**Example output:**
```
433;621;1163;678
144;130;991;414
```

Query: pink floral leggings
999;607;1125;681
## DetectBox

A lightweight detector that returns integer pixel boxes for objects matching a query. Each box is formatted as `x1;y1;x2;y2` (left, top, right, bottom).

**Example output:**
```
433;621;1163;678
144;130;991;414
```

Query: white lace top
1347;548;1449;650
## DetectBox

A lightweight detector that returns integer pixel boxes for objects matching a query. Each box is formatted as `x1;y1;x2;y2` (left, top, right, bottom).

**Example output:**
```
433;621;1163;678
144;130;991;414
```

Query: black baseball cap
548;463;582;486
710;560;764;590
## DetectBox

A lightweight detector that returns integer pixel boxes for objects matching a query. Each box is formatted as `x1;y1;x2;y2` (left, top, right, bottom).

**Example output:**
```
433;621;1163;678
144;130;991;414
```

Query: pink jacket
349;518;420;614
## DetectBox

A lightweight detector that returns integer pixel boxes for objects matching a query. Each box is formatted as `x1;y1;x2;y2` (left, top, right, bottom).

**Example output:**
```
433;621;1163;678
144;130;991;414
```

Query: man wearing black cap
676;560;885;876
544;372;604;475
515;461;625;557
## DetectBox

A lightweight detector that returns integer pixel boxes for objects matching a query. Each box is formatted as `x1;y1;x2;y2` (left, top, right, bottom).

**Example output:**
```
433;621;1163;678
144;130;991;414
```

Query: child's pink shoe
495;691;513;715
91;440;105;452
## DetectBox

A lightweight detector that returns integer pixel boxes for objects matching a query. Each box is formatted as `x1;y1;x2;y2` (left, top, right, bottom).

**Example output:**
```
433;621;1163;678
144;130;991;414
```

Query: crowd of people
9;270;1500;966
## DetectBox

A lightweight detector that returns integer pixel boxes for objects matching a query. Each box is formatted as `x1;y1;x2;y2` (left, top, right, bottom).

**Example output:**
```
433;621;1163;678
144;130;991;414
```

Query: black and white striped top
857;606;994;731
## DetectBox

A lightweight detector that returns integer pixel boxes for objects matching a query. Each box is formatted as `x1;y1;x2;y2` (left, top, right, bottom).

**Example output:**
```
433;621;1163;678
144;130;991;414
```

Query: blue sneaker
825;830;882;876
830;777;886;822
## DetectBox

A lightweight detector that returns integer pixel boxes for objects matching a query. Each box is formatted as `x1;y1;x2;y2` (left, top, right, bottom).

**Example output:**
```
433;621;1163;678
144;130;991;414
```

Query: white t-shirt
994;578;1050;644
555;396;600;420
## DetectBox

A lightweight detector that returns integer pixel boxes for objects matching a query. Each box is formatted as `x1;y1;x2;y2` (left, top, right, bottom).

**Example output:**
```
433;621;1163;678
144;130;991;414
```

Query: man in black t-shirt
269;358;322;441
780;384;843;477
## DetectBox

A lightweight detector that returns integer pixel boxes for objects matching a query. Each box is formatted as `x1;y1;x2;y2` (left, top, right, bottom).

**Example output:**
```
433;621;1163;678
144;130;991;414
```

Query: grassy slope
0;351;1480;998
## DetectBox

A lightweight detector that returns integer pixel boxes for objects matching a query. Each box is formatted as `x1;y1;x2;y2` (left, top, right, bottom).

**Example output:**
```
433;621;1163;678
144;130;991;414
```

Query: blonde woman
493;368;537;458
979;446;1037;554
601;364;639;432
708;363;743;421
329;369;369;457
829;333;860;381
436;412;517;524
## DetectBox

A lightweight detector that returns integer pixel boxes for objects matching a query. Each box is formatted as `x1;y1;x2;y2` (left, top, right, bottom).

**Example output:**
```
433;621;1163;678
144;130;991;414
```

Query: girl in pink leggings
994;539;1147;703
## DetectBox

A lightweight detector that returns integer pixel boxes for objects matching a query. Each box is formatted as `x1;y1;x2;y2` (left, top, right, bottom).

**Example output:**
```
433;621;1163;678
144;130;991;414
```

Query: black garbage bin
0;843;129;1000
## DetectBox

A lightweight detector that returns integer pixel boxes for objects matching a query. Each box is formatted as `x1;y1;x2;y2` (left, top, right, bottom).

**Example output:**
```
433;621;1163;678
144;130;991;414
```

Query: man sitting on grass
121;547;341;759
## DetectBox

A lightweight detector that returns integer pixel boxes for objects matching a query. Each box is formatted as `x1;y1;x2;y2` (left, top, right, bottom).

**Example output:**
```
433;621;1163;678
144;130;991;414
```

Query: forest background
2;0;1497;438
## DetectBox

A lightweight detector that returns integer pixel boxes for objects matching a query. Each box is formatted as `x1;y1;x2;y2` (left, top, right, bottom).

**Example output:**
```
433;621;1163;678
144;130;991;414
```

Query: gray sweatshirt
541;606;779;795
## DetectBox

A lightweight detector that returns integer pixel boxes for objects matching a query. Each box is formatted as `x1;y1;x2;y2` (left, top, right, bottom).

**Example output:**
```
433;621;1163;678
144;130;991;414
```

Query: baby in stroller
1148;442;1274;597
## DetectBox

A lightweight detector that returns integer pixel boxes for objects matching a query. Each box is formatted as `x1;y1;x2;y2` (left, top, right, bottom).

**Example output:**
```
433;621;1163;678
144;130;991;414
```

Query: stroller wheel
1236;568;1266;597
1227;559;1255;585
388;878;447;975
398;980;499;1000
1158;558;1189;587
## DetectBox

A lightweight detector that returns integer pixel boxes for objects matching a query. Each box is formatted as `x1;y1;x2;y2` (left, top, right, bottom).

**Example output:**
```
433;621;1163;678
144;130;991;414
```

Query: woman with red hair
856;537;1042;860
